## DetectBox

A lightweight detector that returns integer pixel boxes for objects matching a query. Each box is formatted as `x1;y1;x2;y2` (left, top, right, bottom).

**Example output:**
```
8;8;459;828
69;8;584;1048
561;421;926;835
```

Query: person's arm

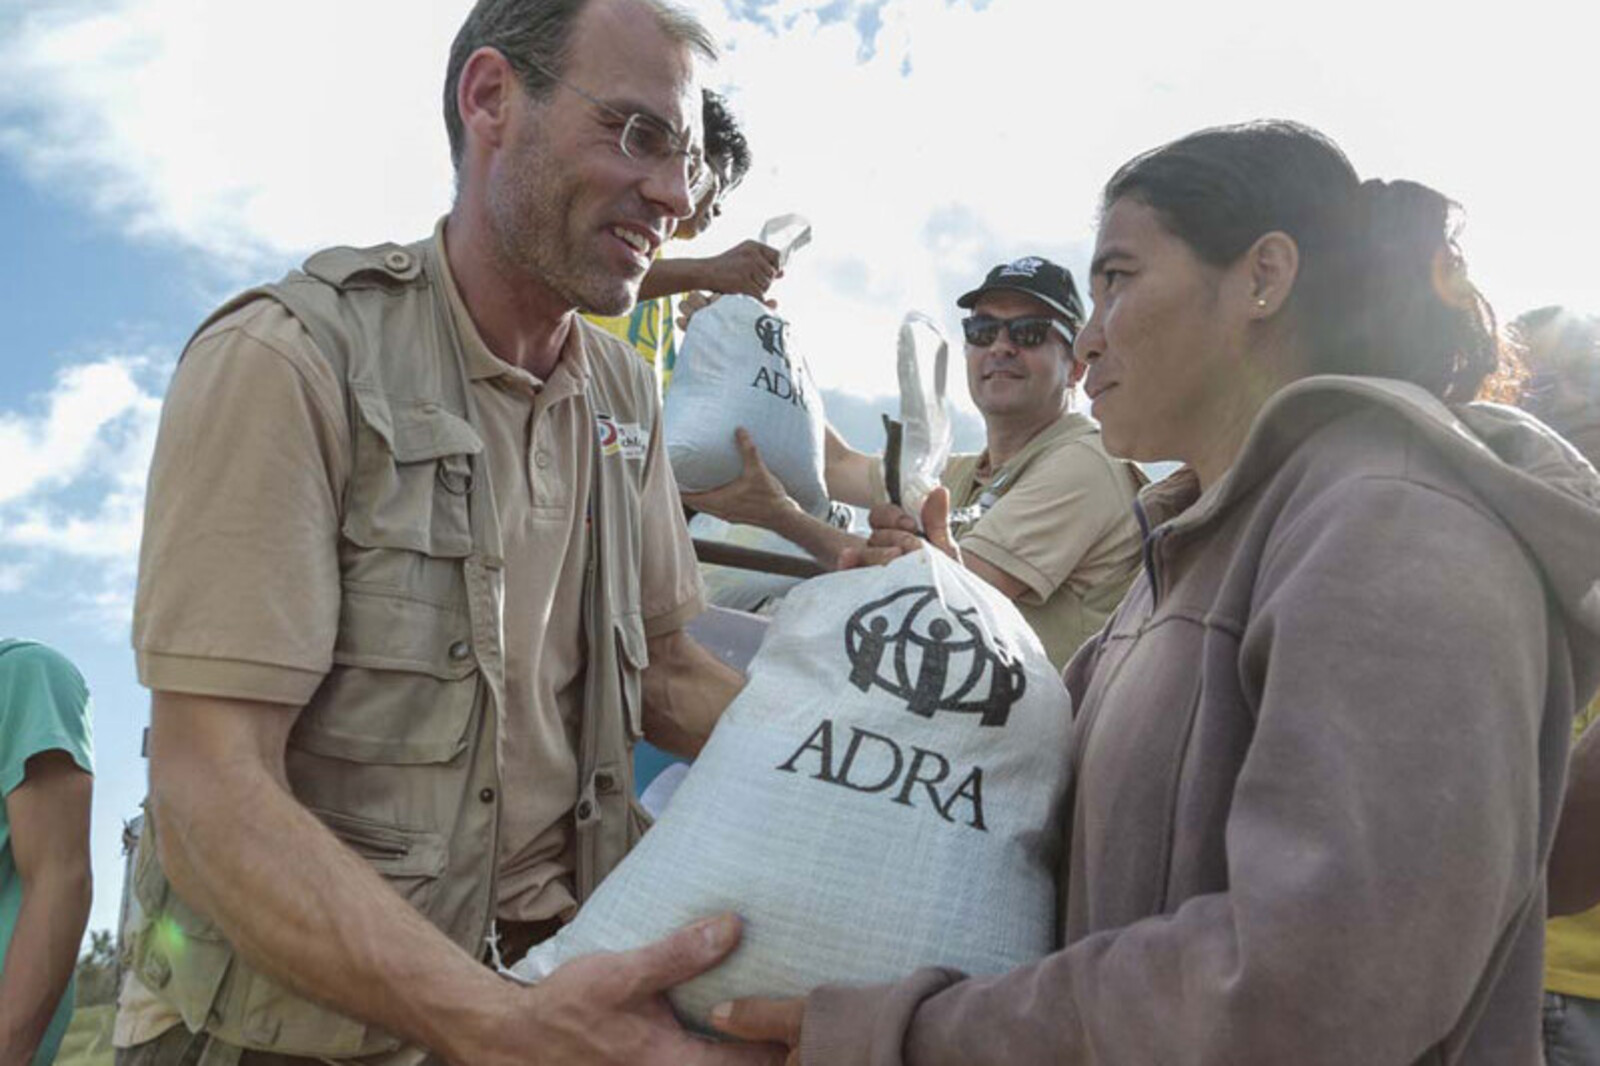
0;752;92;1063
682;429;867;570
1549;712;1600;916
148;690;779;1066
839;493;1029;601
640;241;782;302
823;426;880;509
722;477;1555;1066
642;630;745;758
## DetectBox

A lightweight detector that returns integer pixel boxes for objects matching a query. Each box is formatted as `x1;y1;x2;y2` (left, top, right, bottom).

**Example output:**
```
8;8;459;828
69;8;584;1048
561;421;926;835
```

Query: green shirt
1;639;93;1066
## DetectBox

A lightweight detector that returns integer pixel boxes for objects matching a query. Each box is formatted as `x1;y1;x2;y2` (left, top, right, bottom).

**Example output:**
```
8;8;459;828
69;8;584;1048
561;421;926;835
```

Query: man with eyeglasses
116;1;779;1065
685;255;1144;668
587;89;779;398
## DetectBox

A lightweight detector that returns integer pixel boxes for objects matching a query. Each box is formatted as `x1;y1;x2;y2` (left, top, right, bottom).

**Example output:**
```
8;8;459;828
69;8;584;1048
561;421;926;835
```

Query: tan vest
129;239;651;1060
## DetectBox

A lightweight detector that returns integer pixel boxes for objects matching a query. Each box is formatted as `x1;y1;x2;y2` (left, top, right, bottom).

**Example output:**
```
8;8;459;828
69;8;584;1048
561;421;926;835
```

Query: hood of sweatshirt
1140;374;1600;663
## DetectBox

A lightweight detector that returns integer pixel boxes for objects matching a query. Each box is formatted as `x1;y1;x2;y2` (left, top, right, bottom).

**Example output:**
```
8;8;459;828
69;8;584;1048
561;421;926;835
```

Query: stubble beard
487;131;640;317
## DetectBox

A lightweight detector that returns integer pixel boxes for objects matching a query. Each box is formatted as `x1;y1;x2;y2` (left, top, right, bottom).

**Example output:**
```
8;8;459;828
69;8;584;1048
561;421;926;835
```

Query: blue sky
3;0;1598;944
0;162;210;937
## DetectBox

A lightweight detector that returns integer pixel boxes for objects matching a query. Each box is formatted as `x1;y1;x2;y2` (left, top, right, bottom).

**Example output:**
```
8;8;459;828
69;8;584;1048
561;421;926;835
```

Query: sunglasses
961;314;1074;349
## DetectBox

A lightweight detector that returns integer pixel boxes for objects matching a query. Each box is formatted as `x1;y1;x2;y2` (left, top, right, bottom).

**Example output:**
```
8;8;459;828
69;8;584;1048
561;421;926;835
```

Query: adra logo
754;314;788;359
748;313;810;410
843;586;1025;727
772;586;1022;834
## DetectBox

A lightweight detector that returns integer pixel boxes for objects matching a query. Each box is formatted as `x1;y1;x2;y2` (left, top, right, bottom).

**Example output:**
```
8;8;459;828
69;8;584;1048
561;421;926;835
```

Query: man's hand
683;429;869;570
676;290;719;331
709;995;805;1066
838;487;959;570
701;240;783;301
509;915;786;1066
681;429;797;529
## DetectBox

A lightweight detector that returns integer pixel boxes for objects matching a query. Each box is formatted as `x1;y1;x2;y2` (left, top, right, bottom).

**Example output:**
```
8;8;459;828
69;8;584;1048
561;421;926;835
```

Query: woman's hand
710;996;805;1066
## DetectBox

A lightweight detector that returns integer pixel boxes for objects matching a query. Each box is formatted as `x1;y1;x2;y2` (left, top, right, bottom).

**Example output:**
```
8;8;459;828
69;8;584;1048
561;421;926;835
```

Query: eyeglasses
518;54;711;200
961;314;1074;349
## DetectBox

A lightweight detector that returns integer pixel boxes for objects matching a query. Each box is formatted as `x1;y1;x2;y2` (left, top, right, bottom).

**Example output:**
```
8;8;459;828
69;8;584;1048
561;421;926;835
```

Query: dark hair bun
1344;178;1497;400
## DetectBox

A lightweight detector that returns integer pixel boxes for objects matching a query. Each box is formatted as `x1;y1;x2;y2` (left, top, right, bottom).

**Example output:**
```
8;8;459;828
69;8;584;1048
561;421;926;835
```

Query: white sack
510;547;1073;1027
665;294;829;515
894;312;952;520
758;213;812;268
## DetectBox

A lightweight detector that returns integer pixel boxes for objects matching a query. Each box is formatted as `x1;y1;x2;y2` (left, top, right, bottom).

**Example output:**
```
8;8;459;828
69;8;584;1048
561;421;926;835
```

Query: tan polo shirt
133;225;702;926
869;412;1143;667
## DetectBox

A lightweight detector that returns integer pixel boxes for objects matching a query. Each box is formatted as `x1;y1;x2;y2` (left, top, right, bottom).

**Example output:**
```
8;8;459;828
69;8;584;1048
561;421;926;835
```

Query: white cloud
0;0;462;267
0;359;159;503
0;563;34;593
3;0;1598;404
0;354;166;630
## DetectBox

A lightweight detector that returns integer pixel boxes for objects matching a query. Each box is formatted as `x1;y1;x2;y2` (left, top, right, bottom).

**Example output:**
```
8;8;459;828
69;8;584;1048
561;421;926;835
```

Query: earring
1255;297;1268;309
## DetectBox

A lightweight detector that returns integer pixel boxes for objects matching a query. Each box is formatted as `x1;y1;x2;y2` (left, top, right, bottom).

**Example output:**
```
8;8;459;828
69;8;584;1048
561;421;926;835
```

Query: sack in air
664;295;829;516
510;546;1073;1027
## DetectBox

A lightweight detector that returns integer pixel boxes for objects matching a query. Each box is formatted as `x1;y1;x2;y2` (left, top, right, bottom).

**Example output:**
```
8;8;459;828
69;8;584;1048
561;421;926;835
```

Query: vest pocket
130;819;234;1035
310;807;448;913
295;584;479;763
343;386;483;558
291;666;476;765
614;613;650;741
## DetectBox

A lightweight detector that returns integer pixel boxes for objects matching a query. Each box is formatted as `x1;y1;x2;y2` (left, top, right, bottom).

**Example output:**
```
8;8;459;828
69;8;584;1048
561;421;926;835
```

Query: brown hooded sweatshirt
801;376;1600;1066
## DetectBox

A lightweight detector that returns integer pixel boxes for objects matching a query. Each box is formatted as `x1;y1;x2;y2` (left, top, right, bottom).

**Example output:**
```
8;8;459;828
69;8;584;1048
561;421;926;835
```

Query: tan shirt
870;412;1142;667
133;225;701;926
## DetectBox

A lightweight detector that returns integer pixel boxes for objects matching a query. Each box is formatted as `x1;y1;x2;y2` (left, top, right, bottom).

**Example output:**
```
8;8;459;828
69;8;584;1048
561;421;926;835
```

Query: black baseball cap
957;256;1086;337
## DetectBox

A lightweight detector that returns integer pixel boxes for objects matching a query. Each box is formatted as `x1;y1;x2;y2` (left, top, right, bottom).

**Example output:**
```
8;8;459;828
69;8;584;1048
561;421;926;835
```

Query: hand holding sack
665;216;829;516
510;546;1073;1028
889;311;953;522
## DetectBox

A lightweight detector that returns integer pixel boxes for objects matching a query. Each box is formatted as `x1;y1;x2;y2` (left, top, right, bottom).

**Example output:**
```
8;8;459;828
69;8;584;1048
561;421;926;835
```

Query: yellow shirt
1547;698;1600;999
585;293;677;397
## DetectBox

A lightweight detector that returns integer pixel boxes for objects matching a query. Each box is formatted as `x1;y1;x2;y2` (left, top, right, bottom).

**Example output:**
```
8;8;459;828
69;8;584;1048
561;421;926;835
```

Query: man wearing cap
116;1;781;1065
685;255;1144;668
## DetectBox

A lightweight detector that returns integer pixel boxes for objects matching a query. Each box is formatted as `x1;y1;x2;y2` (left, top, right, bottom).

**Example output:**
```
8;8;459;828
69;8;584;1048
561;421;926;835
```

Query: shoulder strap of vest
180;241;426;390
179;241;432;527
265;242;427;386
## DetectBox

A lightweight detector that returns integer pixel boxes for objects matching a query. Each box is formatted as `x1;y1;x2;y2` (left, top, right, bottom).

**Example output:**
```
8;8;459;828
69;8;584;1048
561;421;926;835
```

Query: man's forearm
150;741;514;1063
823;427;880;509
766;504;866;571
639;257;711;301
0;864;91;1061
643;631;746;758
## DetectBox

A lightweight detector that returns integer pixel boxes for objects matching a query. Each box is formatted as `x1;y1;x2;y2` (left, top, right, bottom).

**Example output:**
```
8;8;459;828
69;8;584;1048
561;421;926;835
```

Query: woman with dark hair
713;121;1600;1064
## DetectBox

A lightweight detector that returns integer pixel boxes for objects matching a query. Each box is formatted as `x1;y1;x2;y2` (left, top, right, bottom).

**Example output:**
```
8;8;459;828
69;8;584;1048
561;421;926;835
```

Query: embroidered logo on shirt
595;414;648;460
